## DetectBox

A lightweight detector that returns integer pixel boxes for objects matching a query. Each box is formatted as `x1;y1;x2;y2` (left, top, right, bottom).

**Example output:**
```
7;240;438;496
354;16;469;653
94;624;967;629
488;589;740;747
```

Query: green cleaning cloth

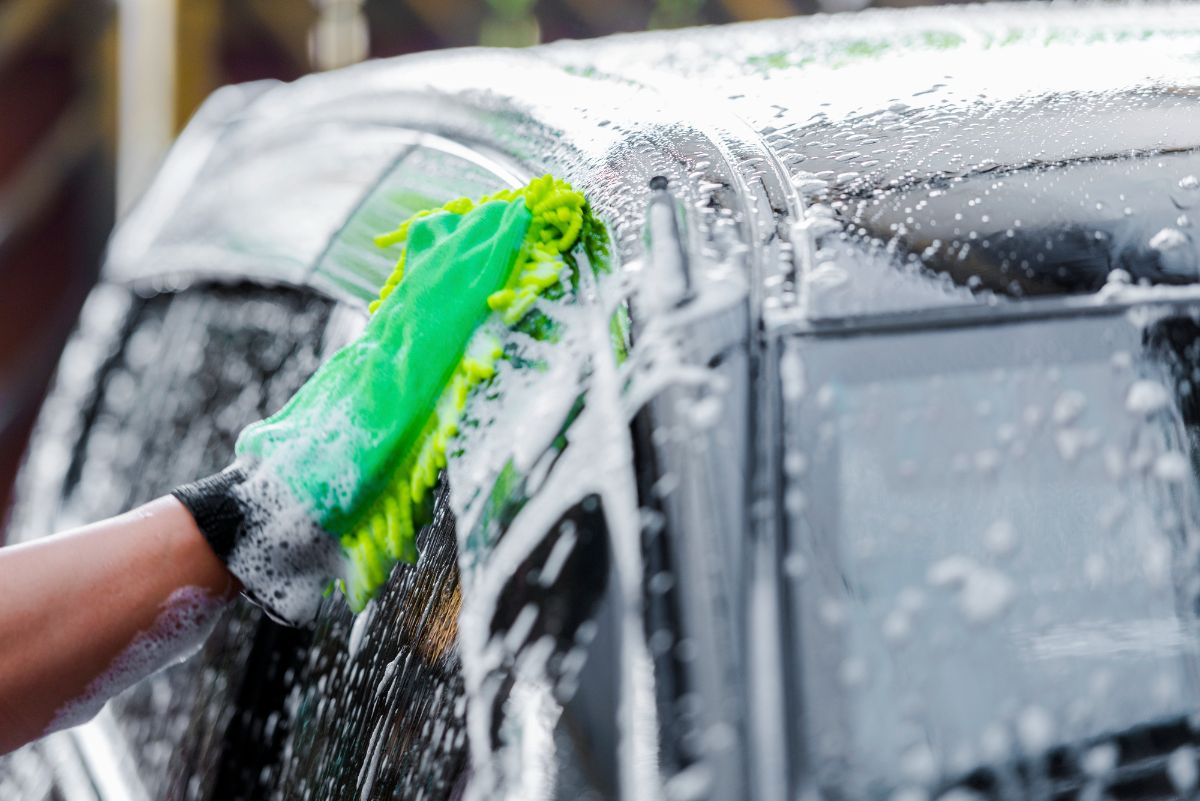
235;197;533;536
171;175;601;618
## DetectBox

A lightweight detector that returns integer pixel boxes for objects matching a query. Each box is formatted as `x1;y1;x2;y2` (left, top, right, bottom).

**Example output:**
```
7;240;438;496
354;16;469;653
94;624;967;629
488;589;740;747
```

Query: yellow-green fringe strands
334;175;605;609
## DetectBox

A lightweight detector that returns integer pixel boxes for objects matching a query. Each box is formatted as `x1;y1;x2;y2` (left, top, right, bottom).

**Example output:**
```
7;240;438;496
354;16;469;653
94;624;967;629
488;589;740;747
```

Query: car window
310;141;523;304
781;308;1200;798
109;123;425;287
1;283;338;800
816;149;1200;309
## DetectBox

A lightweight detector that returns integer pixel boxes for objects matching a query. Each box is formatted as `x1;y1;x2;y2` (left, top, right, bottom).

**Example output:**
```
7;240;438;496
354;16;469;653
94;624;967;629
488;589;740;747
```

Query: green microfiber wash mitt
231;175;603;611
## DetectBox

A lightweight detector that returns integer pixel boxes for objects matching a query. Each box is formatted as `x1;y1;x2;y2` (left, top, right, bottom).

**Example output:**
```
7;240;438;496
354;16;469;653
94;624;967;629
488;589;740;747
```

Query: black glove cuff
171;464;250;562
172;461;341;628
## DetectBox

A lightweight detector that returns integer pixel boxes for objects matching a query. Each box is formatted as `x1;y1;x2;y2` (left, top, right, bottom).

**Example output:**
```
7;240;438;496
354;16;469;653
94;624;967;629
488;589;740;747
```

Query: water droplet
882;609;912;643
1126;380;1171;415
901;743;938;783
1142;536;1172;586
974;449;1001;473
1168;746;1199;792
1016;706;1054;753
819;597;847;628
979;723;1011;761
1084;552;1107;583
1149;227;1197;277
1055;428;1095;462
807;262;850;291
927;556;1014;623
783;552;808;578
983;519;1017;556
1154;451;1190;482
1053;390;1086;425
838;657;868;688
1082;743;1118;777
1174;175;1200;209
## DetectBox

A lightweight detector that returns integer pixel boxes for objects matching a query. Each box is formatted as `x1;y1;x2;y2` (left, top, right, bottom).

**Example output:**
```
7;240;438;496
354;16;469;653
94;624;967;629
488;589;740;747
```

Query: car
4;4;1200;800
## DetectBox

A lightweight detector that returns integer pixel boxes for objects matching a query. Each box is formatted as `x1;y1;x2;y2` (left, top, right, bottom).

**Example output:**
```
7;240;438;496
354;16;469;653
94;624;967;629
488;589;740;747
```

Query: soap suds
227;458;347;626
453;263;650;800
1126;379;1172;416
46;586;228;735
348;599;375;660
927;555;1015;624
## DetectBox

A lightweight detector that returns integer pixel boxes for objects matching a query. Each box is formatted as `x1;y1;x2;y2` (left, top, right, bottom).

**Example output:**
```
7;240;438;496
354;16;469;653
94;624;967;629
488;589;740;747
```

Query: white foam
46;586;228;735
1168;745;1199;793
926;555;1014;624
347;600;375;660
222;460;346;625
451;263;649;800
224;378;374;623
1126;380;1172;416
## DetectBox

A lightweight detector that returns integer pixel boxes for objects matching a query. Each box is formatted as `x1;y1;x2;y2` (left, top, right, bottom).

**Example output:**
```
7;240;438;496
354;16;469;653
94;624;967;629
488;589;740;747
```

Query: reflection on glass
785;309;1200;797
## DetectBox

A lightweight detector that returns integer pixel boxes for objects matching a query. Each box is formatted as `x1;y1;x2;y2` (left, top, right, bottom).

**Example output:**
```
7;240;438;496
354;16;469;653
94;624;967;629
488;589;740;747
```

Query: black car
4;5;1200;800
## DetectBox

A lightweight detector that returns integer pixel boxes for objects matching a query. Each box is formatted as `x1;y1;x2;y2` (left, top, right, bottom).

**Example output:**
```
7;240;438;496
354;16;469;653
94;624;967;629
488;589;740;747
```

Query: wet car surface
6;5;1200;801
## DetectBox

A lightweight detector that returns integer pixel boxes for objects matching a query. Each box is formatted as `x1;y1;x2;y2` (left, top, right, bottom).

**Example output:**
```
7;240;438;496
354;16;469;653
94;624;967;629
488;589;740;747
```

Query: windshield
783;307;1200;798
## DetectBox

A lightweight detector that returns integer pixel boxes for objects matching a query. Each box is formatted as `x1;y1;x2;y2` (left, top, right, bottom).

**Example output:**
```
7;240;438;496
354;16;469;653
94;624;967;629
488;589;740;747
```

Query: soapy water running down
46;587;229;736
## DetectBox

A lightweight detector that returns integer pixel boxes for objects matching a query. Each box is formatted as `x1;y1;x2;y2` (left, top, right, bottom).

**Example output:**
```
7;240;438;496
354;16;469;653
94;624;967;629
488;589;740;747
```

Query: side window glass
119;123;419;285
781;313;1200;799
311;143;518;303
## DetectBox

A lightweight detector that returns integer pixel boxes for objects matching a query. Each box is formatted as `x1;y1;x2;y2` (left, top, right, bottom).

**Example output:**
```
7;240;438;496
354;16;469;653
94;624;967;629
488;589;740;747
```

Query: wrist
170;464;251;562
171;465;342;626
155;496;242;601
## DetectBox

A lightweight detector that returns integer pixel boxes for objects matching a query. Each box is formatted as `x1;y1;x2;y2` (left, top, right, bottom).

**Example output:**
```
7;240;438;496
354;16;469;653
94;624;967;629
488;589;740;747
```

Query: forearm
0;496;238;755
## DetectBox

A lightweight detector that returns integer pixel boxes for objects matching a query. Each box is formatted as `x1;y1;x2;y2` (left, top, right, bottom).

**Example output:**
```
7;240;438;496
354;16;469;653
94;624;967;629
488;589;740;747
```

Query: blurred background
0;0;969;535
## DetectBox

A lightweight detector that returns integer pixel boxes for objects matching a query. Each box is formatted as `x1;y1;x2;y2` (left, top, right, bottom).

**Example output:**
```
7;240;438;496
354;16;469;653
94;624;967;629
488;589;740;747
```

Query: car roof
107;3;1200;330
541;3;1200;323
